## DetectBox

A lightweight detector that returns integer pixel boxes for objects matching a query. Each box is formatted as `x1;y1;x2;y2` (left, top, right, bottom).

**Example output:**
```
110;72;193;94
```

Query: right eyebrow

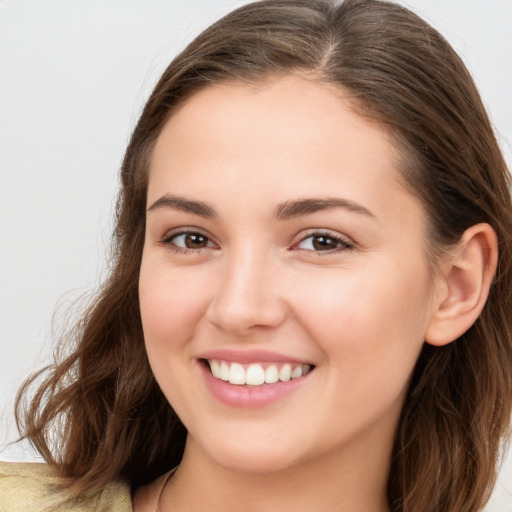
146;194;217;218
274;197;375;221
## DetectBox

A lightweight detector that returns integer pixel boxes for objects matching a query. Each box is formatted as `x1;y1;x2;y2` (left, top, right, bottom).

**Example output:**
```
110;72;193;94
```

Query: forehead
148;76;421;224
157;76;393;154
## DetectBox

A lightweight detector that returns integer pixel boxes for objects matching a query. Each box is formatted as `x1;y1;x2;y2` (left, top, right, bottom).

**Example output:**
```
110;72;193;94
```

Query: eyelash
159;229;216;254
293;230;355;254
159;229;354;255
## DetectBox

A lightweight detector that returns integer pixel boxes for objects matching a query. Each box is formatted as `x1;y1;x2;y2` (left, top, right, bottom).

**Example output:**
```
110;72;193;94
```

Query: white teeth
208;359;312;386
228;363;246;385
246;364;265;386
210;360;221;378
264;365;279;384
278;364;292;382
219;361;230;381
291;365;303;379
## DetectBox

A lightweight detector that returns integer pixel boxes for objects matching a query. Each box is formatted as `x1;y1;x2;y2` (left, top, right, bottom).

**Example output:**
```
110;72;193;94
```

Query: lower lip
199;362;311;408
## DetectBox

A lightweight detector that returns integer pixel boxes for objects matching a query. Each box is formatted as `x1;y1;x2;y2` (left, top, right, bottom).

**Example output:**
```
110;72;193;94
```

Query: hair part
16;1;512;510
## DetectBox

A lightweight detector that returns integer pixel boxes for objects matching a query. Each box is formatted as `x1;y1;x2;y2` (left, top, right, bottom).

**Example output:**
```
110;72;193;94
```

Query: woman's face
139;76;439;475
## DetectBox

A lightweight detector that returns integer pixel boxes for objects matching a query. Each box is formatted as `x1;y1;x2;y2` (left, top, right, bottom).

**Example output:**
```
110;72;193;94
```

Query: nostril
206;297;288;334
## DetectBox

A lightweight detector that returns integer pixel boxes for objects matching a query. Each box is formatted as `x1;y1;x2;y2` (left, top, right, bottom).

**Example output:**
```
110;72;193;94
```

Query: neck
158;428;392;512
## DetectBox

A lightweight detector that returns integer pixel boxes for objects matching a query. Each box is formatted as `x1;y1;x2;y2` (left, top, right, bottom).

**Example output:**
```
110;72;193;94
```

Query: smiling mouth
204;359;314;387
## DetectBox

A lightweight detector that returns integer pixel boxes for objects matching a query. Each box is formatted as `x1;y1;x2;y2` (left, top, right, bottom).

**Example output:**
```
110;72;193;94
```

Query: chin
191;432;305;475
213;450;300;475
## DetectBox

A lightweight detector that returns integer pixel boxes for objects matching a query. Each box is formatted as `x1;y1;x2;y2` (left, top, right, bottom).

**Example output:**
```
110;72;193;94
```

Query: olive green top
0;461;133;512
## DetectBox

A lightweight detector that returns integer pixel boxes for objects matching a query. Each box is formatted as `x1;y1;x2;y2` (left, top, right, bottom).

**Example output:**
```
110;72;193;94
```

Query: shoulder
0;461;133;512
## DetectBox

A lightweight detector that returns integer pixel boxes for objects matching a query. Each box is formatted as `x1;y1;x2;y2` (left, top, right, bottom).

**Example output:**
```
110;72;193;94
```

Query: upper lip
199;348;311;365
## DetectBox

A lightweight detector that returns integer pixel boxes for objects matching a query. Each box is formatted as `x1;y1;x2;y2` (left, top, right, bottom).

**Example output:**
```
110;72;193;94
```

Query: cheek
290;259;432;375
138;261;212;353
138;261;215;411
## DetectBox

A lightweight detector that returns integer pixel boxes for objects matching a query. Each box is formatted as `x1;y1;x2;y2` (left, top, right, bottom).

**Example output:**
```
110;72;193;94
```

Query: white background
1;0;511;509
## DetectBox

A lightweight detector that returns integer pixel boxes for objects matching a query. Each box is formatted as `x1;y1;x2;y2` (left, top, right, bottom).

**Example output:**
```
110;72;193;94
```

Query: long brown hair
16;1;512;510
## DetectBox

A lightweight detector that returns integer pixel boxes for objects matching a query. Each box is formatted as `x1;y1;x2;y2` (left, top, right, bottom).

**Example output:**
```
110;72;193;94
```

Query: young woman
1;1;511;511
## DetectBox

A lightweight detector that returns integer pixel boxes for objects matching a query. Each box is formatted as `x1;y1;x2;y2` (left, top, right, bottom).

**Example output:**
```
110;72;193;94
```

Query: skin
138;75;446;512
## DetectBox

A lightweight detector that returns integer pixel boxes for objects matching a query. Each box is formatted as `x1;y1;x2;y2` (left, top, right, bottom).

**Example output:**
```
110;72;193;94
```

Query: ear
425;223;498;347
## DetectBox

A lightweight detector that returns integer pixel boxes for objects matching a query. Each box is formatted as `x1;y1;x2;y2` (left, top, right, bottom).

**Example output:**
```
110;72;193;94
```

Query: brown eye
183;233;209;248
296;233;353;252
165;232;214;250
311;235;339;251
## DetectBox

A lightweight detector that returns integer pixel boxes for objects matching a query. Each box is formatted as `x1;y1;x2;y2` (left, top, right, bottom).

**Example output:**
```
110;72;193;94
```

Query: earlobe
425;223;498;347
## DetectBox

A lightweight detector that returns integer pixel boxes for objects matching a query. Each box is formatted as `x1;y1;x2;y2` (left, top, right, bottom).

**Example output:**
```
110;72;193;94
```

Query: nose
205;247;287;335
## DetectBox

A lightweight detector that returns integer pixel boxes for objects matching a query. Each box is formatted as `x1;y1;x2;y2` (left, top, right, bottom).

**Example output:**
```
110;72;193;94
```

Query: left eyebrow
274;197;376;221
146;194;217;218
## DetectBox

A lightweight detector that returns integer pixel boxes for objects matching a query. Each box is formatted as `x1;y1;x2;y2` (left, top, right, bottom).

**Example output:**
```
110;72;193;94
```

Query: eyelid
291;229;355;253
158;227;218;250
157;227;354;254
